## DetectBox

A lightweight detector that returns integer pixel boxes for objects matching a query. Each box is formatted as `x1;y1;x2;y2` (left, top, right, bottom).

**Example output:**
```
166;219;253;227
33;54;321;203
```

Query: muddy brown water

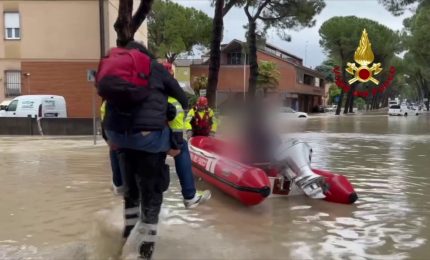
0;114;429;259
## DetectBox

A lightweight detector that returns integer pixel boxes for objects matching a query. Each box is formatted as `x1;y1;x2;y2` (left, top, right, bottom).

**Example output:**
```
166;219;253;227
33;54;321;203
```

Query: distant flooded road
0;114;429;259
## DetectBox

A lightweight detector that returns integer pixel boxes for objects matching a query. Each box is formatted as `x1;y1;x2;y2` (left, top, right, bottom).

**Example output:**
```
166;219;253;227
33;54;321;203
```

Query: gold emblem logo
346;29;382;85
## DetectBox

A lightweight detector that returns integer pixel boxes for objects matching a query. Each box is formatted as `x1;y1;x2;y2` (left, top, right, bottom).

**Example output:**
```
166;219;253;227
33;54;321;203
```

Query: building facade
174;59;203;90
0;0;147;117
190;40;325;112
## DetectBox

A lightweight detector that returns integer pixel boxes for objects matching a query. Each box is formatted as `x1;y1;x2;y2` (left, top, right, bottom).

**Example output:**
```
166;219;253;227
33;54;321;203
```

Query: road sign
87;69;97;82
199;89;207;96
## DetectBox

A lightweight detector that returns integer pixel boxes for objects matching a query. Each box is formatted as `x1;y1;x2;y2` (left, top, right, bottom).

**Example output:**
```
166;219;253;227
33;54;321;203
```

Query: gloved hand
209;131;216;137
186;130;193;140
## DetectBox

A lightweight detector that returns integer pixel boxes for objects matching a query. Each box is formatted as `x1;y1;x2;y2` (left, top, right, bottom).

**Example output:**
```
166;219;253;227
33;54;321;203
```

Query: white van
0;95;67;118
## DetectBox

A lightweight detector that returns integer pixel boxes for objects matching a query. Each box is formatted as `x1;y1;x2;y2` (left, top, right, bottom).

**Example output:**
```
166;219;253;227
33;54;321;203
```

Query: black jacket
103;42;187;133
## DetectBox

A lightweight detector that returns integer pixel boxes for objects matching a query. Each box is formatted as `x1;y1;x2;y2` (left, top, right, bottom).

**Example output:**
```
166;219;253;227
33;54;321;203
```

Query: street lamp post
304;41;309;67
23;73;31;94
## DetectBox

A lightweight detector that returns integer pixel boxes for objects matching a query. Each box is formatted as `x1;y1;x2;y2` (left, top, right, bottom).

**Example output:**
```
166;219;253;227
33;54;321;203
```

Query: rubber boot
117;150;140;238
136;221;157;260
274;139;326;199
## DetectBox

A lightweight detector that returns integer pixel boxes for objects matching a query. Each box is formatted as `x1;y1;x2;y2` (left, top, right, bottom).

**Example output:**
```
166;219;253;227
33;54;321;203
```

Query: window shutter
5;13;20;28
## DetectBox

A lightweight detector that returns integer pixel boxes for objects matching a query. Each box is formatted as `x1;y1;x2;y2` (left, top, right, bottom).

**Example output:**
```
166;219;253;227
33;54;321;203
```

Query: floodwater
0;114;429;260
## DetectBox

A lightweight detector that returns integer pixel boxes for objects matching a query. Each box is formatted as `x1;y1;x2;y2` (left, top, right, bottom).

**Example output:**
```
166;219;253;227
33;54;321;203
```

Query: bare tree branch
132;0;154;34
222;0;237;16
253;0;271;21
258;15;283;21
244;1;252;19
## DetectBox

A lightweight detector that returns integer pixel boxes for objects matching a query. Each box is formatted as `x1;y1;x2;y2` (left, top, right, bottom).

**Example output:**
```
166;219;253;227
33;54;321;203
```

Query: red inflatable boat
189;136;357;206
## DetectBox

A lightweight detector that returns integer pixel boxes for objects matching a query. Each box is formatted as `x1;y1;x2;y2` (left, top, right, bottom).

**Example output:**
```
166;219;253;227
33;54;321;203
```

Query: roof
220;39;303;63
264;42;303;62
194;39;323;77
220;39;244;53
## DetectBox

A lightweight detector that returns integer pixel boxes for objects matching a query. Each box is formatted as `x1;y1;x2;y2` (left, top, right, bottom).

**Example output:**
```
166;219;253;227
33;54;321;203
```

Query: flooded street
0;114;429;260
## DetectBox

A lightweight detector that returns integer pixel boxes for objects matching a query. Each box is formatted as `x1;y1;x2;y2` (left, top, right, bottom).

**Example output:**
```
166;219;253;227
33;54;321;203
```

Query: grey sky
172;0;412;68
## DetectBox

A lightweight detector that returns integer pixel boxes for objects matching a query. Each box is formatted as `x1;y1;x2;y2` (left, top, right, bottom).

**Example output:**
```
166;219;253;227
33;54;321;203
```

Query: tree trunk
425;91;430;111
374;93;381;109
335;65;347;115
206;0;224;108
422;78;429;111
344;86;354;114
366;96;371;111
382;92;389;108
370;93;376;110
376;93;382;109
349;91;355;113
114;0;153;47
424;85;430;111
247;20;258;100
114;0;134;47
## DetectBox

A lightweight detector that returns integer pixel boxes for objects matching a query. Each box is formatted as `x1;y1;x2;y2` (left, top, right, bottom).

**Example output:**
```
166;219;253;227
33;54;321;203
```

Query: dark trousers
118;149;169;238
109;149;123;187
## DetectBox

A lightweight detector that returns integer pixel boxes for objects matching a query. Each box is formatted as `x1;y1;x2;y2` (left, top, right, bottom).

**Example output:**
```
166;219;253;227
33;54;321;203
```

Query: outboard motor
273;139;326;199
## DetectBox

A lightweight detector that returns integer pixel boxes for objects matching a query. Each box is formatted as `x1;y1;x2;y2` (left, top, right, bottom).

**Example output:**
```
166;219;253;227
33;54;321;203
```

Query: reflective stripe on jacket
100;101;106;122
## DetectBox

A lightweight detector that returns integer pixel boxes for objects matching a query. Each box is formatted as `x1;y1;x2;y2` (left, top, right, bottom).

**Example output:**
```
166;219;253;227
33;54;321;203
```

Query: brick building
190;40;325;112
173;59;204;91
0;0;147;117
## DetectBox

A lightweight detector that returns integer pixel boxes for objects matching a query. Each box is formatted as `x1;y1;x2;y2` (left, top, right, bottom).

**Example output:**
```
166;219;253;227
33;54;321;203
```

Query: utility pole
94;0;106;145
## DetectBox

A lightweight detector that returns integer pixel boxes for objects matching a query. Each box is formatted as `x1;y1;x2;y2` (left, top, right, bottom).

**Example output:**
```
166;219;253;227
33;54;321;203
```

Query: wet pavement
0;114;429;259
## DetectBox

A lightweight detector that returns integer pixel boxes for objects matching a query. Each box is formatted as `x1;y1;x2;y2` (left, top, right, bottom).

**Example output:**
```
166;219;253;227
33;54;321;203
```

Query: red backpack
96;47;152;106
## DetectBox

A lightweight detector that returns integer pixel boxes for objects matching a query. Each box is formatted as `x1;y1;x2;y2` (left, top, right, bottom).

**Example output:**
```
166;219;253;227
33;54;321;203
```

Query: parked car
388;105;405;116
312;105;326;113
0;95;67;118
388;104;420;116
325;105;337;112
279;107;308;118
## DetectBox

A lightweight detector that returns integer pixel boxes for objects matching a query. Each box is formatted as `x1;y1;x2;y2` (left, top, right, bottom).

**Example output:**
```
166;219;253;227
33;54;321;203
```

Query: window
227;52;242;65
303;74;314;85
4;71;22;97
6;100;18;112
4;12;20;40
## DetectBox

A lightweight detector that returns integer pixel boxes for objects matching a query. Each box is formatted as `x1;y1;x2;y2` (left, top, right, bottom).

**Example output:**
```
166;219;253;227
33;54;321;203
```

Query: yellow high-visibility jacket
100;101;106;122
168;96;184;132
185;107;218;133
168;96;186;149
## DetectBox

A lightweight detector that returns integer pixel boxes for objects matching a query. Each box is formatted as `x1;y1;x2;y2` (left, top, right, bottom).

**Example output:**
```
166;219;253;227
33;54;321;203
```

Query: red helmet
196;96;208;108
162;62;174;75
